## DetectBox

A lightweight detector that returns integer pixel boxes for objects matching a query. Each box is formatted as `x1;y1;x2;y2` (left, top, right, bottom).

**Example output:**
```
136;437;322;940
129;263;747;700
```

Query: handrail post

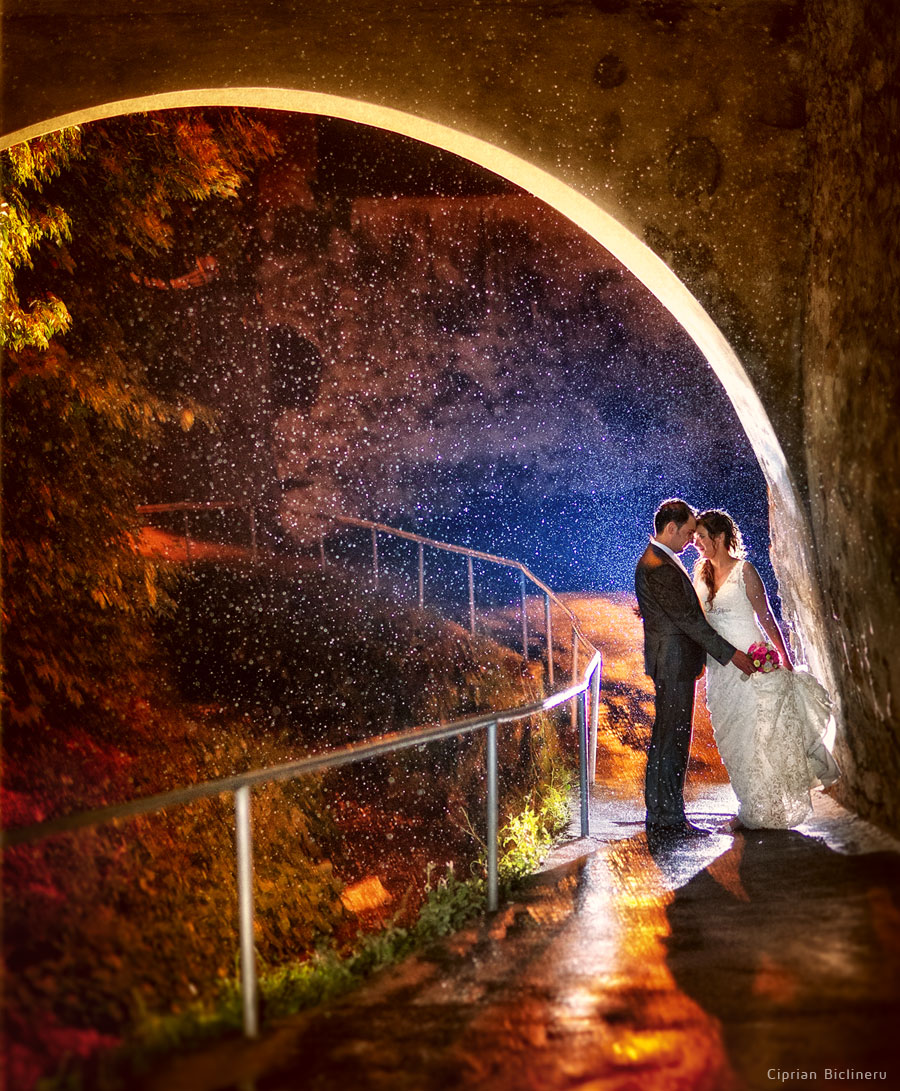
590;659;601;785
544;593;554;688
519;570;528;659
183;511;192;564
577;692;590;837
571;627;579;682
467;556;476;635
234;785;259;1038
486;719;499;911
371;528;379;583
319;534;327;566
248;507;258;563
570;628;579;731
418;542;425;609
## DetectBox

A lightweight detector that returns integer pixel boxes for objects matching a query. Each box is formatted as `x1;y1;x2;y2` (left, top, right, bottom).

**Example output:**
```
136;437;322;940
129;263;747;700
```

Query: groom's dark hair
654;498;696;534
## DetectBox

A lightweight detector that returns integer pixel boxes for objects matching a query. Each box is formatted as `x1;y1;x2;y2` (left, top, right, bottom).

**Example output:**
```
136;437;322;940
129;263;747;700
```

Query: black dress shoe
645;820;683;841
679;821;711;838
647;820;709;839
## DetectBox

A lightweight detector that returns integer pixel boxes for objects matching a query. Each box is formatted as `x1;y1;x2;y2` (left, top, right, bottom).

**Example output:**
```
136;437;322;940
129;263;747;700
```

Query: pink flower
748;641;780;672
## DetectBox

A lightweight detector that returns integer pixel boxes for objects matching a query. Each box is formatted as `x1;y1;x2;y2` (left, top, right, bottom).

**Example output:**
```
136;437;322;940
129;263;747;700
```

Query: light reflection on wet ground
143;595;900;1091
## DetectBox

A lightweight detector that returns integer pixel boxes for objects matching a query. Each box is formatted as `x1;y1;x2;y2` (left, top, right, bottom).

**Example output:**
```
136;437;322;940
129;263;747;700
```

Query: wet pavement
140;779;900;1091
126;602;898;1086
139;597;900;1090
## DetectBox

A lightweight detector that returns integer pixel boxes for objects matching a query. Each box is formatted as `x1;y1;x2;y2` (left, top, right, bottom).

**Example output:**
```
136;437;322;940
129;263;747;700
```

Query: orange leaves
98;151;124;179
2;107;277;738
6;702;44;728
1;296;72;355
3;341;67;387
137;871;157;895
144;566;159;610
4;128;82;190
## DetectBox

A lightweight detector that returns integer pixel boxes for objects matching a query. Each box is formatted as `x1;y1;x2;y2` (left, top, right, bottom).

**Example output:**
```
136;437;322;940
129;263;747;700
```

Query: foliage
457;731;573;888
253;859;486;1016
2;699;345;1091
92;790;562;1088
7;749;559;1090
62;860;506;1088
497;778;571;885
1;111;277;729
159;559;542;739
414;861;486;942
5;553;571;1090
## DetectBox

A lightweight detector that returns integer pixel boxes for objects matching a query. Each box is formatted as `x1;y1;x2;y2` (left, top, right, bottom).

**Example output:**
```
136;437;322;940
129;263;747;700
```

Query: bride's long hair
696;509;745;606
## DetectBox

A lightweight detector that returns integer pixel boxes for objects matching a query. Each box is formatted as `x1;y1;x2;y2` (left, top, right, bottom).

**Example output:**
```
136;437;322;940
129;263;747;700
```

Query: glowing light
339;875;392;914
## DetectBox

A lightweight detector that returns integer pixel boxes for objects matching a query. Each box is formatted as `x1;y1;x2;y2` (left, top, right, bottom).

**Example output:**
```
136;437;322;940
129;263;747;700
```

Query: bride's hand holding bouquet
749;641;780;672
741;641;792;680
759;639;793;672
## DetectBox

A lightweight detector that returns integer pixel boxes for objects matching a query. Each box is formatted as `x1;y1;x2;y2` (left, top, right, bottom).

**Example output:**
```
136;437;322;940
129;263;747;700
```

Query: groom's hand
731;649;755;675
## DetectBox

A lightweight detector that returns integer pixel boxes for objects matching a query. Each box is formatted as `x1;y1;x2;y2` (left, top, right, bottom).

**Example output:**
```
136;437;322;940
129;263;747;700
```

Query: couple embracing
635;498;839;841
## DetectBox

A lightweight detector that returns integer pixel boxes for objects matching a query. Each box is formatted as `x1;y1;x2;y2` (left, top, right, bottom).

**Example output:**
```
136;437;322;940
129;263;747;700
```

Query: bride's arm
742;562;794;669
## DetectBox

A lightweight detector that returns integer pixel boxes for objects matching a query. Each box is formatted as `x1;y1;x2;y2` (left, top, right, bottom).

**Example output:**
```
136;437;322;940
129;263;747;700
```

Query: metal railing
136;499;257;565
2;662;600;1039
6;506;605;1038
326;514;595;691
136;503;600;746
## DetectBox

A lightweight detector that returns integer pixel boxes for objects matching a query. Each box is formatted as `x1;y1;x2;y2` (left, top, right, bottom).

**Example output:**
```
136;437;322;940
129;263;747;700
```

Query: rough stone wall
3;0;811;474
576;0;812;478
802;0;900;828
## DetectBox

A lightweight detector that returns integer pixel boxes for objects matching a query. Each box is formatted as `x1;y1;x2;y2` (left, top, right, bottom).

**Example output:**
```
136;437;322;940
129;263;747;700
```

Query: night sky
152;112;778;606
304;118;770;596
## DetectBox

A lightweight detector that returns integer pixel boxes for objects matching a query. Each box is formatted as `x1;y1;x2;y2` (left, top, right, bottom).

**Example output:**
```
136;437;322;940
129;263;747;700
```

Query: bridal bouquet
749;641;781;672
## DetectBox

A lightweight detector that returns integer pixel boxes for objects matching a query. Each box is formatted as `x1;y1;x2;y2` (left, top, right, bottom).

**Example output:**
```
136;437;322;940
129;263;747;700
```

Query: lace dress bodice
694;561;763;650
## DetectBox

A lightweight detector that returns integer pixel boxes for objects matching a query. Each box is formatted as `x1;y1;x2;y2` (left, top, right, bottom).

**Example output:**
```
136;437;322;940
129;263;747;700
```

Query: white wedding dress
694;562;840;829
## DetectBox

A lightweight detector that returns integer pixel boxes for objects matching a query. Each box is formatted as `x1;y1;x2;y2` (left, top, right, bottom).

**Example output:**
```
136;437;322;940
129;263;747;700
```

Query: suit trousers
645;670;697;825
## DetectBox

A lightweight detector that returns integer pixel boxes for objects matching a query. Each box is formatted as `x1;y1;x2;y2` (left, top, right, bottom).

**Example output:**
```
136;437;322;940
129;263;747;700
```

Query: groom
635;498;754;838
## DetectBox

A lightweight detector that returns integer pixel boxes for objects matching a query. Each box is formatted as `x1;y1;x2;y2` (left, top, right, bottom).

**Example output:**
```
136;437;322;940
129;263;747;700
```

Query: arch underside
8;88;828;685
3;86;790;493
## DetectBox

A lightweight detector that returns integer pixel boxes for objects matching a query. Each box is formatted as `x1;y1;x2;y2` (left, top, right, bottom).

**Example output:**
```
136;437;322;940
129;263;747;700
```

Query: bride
692;509;840;830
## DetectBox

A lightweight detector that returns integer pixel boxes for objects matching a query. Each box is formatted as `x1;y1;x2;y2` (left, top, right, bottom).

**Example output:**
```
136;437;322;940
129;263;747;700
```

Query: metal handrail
2;670;598;850
137;500;257;563
4;655;602;1039
136;503;600;697
15;504;608;1038
328;514;597;687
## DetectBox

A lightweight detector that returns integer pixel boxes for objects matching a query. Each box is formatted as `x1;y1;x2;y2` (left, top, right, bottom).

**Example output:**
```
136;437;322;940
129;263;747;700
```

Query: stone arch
2;87;828;684
1;90;791;471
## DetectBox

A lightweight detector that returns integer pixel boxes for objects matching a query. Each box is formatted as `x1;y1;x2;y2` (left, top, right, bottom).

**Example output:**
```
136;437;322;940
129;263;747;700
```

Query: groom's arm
646;564;736;666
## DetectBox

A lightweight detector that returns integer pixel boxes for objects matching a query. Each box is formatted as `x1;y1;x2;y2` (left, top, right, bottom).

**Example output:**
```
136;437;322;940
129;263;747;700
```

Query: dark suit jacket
634;542;736;682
